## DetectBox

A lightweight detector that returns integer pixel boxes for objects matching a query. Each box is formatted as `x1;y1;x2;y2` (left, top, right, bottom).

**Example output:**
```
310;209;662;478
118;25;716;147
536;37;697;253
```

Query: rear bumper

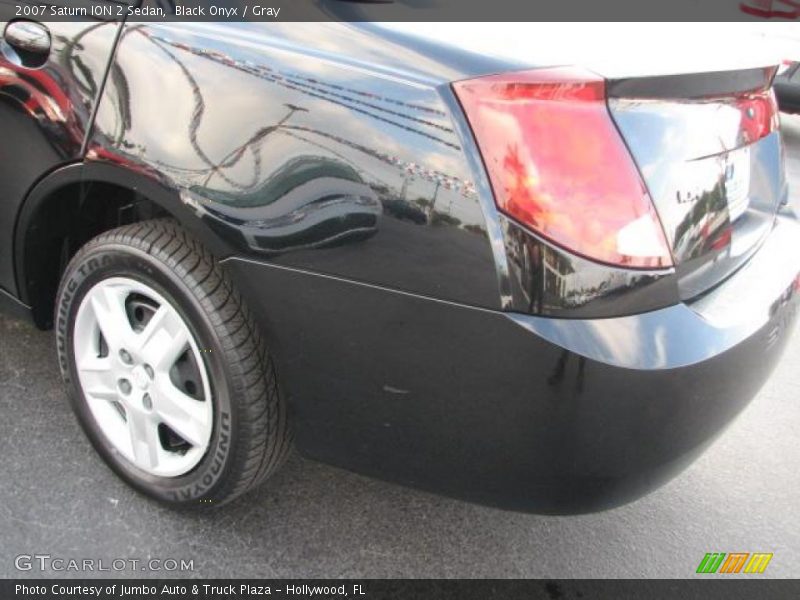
499;213;799;512
226;214;799;513
513;213;800;372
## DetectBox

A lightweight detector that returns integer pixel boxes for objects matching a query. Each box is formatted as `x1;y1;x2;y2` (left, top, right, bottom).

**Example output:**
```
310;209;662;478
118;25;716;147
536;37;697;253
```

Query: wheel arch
15;161;235;329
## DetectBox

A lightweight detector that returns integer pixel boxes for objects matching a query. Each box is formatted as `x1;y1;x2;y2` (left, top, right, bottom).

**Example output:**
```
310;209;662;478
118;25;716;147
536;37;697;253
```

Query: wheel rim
73;277;214;477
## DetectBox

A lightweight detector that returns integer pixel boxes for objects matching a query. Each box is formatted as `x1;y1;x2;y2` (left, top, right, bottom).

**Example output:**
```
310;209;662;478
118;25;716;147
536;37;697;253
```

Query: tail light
453;67;673;269
735;89;779;145
710;225;733;252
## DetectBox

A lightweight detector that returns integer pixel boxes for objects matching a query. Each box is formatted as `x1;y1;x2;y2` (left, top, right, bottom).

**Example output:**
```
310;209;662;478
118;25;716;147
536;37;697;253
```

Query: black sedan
0;18;798;514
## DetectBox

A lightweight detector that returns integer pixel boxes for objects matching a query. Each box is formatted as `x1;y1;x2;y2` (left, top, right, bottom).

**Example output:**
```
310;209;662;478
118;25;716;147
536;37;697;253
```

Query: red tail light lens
453;67;673;269
735;89;779;145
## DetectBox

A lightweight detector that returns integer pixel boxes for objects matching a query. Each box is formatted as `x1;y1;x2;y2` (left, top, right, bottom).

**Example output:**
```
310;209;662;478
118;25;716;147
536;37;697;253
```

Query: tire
55;219;291;507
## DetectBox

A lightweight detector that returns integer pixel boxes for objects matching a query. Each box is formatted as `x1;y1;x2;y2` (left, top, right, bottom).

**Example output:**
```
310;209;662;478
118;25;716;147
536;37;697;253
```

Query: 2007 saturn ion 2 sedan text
0;17;798;513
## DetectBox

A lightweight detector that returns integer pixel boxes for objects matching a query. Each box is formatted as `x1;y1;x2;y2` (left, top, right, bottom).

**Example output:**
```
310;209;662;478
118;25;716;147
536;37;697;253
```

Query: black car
1;16;798;514
775;60;800;113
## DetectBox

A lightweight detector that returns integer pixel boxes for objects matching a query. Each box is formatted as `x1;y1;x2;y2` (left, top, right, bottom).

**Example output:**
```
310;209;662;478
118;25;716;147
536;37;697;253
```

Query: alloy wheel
72;277;213;477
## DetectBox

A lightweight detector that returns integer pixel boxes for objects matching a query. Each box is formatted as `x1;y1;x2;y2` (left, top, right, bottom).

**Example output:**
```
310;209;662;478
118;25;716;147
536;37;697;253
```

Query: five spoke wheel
73;278;213;477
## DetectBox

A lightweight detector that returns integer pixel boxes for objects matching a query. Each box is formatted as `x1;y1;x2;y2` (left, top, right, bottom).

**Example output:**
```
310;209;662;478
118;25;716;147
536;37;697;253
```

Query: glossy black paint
223;214;799;513
14;160;234;325
501;215;678;318
0;15;122;295
607;66;775;100
86;23;505;309
1;20;798;512
775;62;800;114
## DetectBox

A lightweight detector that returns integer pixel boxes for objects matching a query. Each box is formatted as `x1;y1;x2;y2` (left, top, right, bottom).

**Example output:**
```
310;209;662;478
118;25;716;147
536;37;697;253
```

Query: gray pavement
1;116;800;580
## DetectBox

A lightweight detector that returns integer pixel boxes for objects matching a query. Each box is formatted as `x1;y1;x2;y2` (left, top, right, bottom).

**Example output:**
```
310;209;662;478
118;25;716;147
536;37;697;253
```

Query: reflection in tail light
453;67;673;269
736;89;779;145
710;225;733;252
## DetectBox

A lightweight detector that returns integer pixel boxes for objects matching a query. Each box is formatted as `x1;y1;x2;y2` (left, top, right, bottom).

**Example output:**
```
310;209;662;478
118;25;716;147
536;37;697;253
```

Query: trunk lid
607;67;787;299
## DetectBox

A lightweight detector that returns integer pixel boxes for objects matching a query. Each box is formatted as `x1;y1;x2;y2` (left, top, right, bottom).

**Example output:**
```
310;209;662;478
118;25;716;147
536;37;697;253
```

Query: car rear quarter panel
88;23;503;309
84;23;800;512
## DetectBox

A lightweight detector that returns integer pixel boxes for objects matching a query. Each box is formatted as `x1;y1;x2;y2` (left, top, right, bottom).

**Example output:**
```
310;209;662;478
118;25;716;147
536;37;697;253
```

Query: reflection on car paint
88;24;500;307
610;92;785;300
502;216;677;318
0;21;121;293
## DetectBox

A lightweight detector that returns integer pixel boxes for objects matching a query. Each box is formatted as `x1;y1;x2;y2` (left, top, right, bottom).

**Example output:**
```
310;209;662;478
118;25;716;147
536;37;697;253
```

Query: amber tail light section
453;67;673;269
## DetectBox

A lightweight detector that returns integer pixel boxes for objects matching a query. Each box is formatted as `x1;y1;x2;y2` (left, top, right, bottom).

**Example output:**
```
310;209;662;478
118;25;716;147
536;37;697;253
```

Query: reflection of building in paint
194;155;363;208
673;178;729;259
543;251;570;300
186;155;382;254
98;26;487;249
507;223;638;312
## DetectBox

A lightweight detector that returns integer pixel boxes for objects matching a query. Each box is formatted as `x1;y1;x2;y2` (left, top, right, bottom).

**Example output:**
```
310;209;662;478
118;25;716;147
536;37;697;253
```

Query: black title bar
8;0;800;22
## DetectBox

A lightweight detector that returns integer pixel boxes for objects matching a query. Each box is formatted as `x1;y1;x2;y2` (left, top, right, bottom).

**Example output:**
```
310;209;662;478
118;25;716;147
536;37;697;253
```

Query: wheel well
21;181;171;329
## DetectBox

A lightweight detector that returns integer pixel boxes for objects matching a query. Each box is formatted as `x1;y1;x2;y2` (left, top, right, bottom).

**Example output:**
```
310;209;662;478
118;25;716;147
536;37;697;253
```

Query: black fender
14;160;237;325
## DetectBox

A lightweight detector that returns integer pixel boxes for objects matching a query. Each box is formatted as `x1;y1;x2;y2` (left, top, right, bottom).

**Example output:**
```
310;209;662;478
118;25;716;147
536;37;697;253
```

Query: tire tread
65;218;291;506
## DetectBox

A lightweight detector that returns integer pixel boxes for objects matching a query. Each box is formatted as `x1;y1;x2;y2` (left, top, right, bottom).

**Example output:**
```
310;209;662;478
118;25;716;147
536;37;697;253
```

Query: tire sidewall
56;243;238;505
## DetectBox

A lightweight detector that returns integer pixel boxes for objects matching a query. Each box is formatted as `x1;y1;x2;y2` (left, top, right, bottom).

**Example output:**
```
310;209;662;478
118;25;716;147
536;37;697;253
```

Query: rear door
0;1;125;297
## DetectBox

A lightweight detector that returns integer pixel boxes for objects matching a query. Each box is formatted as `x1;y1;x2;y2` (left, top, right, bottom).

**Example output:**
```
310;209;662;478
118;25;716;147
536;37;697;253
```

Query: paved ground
2;116;800;580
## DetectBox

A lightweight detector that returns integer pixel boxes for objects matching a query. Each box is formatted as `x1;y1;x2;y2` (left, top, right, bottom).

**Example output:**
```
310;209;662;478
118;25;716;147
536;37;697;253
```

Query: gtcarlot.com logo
15;554;194;573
